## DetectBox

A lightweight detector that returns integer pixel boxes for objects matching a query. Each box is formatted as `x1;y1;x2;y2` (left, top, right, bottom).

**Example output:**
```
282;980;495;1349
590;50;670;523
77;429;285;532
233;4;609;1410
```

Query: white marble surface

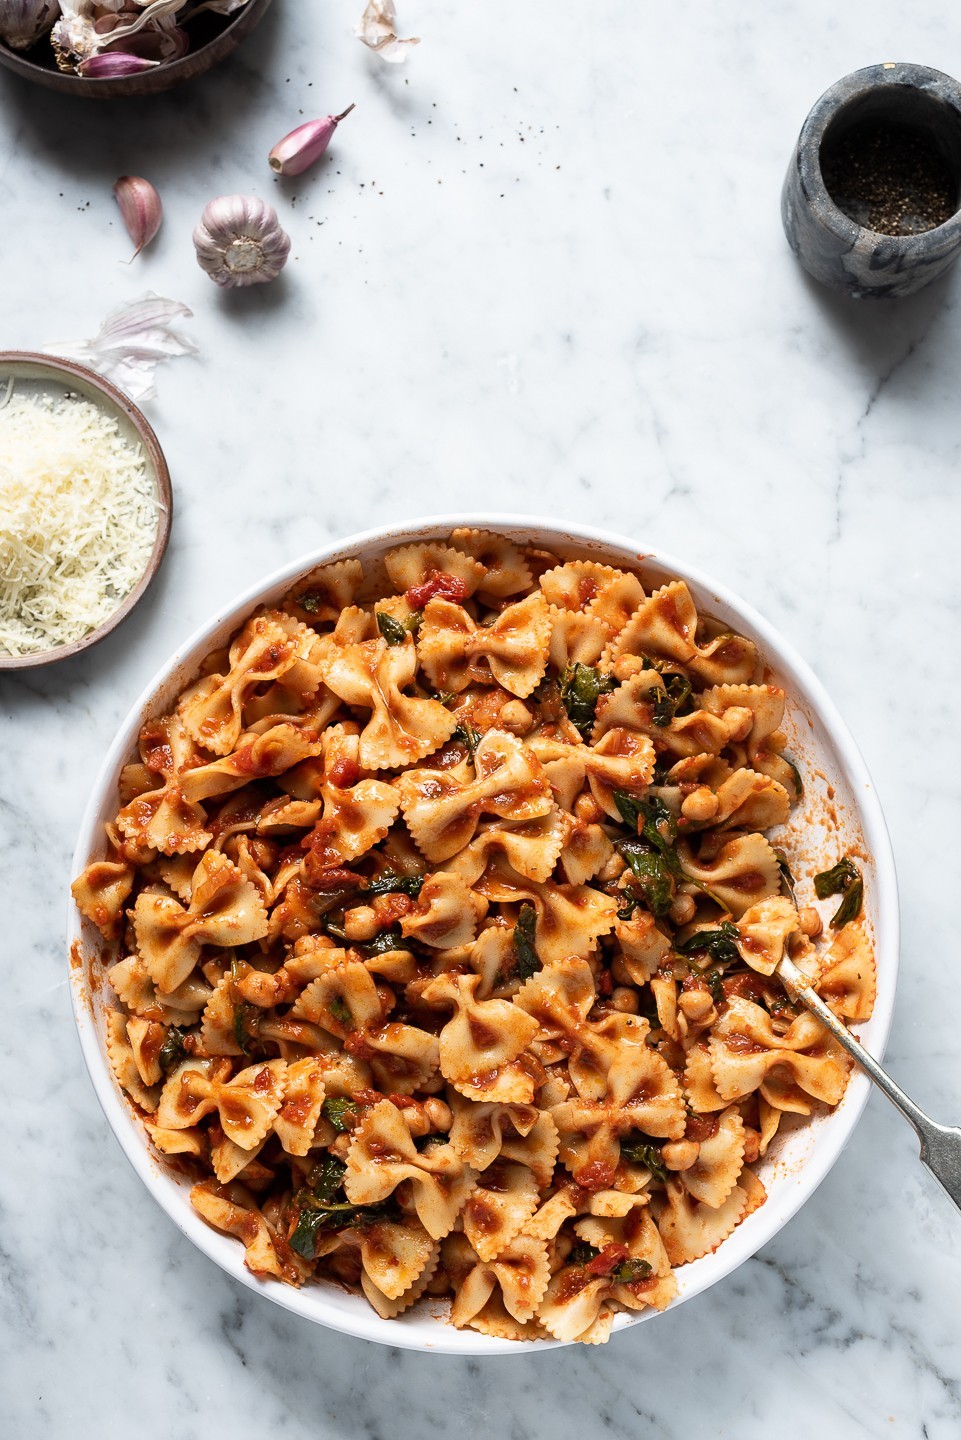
2;1;961;1435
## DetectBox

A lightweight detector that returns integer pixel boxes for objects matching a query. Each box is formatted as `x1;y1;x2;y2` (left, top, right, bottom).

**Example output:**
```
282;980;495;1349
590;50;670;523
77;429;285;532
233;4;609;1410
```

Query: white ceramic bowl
68;514;899;1354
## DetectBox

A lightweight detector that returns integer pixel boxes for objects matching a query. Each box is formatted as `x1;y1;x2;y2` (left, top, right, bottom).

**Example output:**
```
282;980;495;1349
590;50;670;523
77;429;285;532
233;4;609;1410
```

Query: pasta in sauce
72;534;877;1345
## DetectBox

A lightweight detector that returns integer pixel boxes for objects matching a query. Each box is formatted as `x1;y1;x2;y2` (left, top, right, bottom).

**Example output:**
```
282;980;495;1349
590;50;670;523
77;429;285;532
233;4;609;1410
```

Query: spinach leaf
782;754;804;798
376;611;409;646
774;847;797;902
613;791;678;853
329;995;352;1027
559;662;616;740
704;969;726;1007
233;1002;258;1056
619;1138;669;1182
650;672;693;727
451;721;482;762
361;925;414;956
299;593;321;614
310;1155;348;1205
322;1097;360;1133
157;1026;186;1074
611;1258;653;1283
674;922;741;966
513;902;541;980
364;871;424;899
813;856;863;928
569;1242;601;1267
615;842;676;919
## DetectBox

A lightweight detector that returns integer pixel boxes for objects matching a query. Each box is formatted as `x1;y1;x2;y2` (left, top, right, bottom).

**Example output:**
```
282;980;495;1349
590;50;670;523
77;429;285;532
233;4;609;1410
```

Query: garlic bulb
0;0;59;51
192;195;291;288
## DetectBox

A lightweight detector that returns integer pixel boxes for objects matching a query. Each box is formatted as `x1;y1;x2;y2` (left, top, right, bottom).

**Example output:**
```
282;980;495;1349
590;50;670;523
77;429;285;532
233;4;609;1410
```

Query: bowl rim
67;512;900;1354
0;350;172;672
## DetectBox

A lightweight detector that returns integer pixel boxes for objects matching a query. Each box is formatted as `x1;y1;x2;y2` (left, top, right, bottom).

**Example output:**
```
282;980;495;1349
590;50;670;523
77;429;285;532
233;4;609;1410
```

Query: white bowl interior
67;514;899;1354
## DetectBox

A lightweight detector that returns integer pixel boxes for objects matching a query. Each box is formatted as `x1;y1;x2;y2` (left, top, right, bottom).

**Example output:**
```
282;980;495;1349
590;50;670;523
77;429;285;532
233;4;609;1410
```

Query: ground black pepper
821;120;958;235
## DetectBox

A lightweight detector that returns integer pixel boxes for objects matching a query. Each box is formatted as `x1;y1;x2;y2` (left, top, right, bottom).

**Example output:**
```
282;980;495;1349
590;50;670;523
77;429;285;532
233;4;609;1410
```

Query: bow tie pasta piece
709;996;850;1109
613;909;673;985
358;1228;441;1318
399;872;487;948
71;859;135;940
158;1057;287;1151
602;581;758;687
816;923;877;1021
180;612;321;757
461;1160;543;1260
105;1011;162;1112
676;832;782;918
301;725;400;873
178;724;324;807
272;1057;328;1155
107;953;212;1026
593;671;754;759
133;851;268;995
527;731;655;821
450;529;533;598
550;1049;686;1189
731;897;800;975
450;1232;551;1334
694;768;792;833
420;972;540;1083
658;1168;767;1266
418;592;552;698
281;558;365;626
700;683;801;798
547;607;614;669
550;1207;677;1324
476;865;618;966
446;1093;556;1174
321;635;458;770
190;1179;306;1284
292;959;386;1038
443;809;573;888
540;560;645;626
384;542;488;602
345;1099;479;1240
116;712;214;856
674;1106;746;1209
399;729;553;863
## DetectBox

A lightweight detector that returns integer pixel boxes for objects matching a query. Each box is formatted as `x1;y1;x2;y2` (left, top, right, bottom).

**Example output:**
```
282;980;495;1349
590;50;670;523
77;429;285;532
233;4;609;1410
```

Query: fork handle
778;957;961;1213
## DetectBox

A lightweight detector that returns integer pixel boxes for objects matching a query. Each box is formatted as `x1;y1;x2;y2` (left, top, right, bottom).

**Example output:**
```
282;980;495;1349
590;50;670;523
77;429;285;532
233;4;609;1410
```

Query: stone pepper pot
782;62;961;299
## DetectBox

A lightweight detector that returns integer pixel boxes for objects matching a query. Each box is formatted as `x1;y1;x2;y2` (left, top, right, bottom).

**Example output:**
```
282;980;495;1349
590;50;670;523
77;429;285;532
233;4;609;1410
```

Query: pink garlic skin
78;52;160;77
193;195;291;288
269;104;356;177
113;175;163;259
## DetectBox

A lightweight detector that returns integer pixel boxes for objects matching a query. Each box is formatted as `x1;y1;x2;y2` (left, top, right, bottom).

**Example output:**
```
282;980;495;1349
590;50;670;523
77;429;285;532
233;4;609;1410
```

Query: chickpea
681;786;719;824
742;1127;761;1165
613;655;645;682
329;1133;351;1159
668;893;697;927
401;1107;431;1138
554;1232;573;1262
678;987;714;1023
344;905;379;941
499;700;534;734
611;987;639;1014
424;1097;452;1132
611;956;634;987
573;793;604;824
726;707;755;743
662;1140;700;1172
425;1270;451;1296
798;906;822;939
598;853;627;883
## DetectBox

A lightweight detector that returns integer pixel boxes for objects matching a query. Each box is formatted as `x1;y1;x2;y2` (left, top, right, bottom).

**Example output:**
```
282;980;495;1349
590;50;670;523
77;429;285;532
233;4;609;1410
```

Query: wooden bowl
0;352;172;671
0;0;273;99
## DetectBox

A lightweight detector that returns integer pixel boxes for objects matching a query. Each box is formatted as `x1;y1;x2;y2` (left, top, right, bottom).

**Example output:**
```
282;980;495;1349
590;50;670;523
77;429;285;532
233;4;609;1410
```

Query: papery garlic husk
0;0;59;51
78;50;160;77
193;195;291;288
269;104;356;177
114;175;163;259
45;292;198;403
53;0;183;72
355;0;420;63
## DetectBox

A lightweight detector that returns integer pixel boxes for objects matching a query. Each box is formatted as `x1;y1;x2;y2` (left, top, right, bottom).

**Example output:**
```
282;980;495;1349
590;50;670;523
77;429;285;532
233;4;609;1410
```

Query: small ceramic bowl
0;351;172;672
0;0;273;99
782;62;961;299
68;515;899;1354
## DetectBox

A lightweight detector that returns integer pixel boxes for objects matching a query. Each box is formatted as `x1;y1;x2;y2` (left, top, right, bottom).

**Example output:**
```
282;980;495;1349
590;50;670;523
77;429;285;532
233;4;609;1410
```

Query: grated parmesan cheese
0;384;159;657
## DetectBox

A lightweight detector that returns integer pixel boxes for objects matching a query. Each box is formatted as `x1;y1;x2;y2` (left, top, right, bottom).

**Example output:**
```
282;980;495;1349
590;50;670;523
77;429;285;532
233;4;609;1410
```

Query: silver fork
778;955;961;1213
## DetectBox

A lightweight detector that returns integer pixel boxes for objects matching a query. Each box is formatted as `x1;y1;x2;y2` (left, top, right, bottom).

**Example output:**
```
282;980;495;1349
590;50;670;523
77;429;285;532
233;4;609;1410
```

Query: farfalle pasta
72;537;875;1345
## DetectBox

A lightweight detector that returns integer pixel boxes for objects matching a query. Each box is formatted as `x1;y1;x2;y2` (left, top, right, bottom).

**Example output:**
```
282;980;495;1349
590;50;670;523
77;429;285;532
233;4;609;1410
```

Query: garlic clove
193;195;291;288
268;104;356;178
77;52;161;77
0;0;59;52
113;175;163;259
